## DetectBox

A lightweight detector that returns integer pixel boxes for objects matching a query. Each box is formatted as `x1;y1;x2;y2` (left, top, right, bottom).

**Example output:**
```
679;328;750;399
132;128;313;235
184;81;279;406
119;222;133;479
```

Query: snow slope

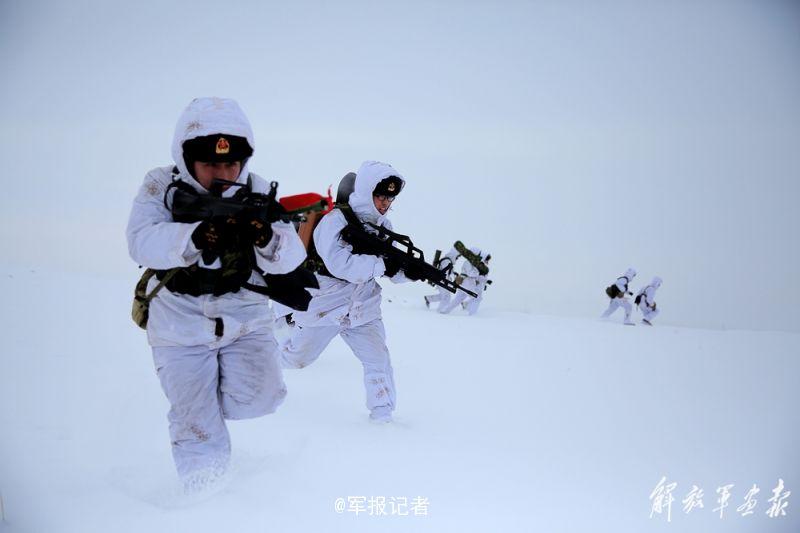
0;267;797;533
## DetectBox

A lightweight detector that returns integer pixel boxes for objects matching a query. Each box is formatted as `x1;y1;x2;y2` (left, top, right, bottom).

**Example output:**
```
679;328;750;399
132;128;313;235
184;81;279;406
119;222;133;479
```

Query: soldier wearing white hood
279;161;418;423
126;97;306;489
635;276;662;325
601;268;637;325
438;247;490;315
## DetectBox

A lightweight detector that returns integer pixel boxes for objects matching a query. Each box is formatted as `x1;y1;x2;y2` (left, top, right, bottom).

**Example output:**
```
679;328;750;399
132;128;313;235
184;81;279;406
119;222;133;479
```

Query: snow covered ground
1;1;798;531
1;266;797;533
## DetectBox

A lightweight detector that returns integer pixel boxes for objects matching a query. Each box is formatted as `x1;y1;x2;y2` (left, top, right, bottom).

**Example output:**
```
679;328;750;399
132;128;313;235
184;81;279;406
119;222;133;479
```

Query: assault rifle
163;177;325;311
167;178;330;225
340;208;477;298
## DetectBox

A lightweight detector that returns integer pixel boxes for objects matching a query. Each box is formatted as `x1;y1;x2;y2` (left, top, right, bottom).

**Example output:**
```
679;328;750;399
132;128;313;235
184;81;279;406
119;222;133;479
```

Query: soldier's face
193;161;242;191
373;194;394;215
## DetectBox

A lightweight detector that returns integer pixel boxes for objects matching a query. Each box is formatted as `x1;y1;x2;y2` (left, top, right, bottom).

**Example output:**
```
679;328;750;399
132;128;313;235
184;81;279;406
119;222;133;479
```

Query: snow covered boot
642;318;652;326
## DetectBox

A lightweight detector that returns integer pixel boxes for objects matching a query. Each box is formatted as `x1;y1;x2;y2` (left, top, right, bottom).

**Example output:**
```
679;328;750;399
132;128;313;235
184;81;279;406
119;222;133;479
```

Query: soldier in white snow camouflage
438;247;490;316
278;161;414;423
126;97;306;489
601;268;637;325
635;276;662;325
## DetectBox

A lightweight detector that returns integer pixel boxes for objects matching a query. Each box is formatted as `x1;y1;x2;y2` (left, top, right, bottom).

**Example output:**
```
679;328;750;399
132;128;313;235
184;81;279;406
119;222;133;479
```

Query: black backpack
605;276;628;299
634;286;650;306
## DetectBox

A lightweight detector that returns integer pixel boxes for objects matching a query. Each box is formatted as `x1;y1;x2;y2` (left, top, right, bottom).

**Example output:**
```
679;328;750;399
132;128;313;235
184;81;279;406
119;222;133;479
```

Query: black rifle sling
638;285;652;307
338;206;388;256
298;207;346;281
243;267;319;312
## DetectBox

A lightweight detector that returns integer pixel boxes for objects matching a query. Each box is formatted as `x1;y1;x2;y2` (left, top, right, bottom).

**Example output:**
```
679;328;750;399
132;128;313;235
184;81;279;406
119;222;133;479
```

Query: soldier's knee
249;384;287;417
222;381;287;420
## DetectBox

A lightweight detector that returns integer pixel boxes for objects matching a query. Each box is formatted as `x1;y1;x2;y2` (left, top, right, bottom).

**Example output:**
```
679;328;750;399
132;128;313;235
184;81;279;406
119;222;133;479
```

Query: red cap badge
215;137;230;155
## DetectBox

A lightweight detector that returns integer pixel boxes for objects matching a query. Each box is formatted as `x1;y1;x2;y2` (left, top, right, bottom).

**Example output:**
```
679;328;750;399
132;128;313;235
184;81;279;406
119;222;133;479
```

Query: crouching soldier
601;268;637;325
635;276;662;325
126;97;306;490
438;248;491;316
279;161;418;423
424;245;460;311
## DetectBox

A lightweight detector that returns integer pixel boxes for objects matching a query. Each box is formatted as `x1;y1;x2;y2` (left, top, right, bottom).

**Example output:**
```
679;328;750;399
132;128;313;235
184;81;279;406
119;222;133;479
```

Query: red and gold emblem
215;137;230;154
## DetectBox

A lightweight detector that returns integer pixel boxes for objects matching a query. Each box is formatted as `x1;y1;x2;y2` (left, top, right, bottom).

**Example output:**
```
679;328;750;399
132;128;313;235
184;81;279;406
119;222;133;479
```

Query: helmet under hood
171;97;255;185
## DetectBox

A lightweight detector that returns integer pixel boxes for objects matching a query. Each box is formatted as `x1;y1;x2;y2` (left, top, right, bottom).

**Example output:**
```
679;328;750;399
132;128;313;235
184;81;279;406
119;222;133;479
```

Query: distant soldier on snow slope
601;268;637;325
438;246;491;316
635;276;662;325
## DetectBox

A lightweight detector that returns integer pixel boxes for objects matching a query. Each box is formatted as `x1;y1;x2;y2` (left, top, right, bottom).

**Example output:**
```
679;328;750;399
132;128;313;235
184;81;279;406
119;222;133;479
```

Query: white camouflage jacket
126;98;305;348
292;161;409;328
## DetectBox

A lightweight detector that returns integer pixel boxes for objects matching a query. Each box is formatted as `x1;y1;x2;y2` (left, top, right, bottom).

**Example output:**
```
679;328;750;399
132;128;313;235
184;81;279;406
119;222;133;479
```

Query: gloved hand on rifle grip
191;218;236;253
382;255;402;278
242;213;273;248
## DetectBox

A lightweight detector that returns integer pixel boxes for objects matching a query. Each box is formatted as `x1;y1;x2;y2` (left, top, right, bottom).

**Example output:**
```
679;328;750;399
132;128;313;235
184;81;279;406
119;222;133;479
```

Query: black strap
303;230;340;280
301;206;353;282
339;204;361;227
640;285;652;306
337;206;389;257
241;270;316;312
156;265;246;297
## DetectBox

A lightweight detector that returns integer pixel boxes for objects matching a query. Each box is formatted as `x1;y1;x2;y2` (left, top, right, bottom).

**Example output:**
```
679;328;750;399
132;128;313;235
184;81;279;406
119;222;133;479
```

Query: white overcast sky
1;0;798;332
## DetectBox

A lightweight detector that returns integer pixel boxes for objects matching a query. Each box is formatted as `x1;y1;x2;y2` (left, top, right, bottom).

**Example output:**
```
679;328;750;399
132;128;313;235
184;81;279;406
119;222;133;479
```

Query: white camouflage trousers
439;277;485;315
601;297;634;324
425;285;452;310
638;302;660;323
152;330;287;481
280;318;396;413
